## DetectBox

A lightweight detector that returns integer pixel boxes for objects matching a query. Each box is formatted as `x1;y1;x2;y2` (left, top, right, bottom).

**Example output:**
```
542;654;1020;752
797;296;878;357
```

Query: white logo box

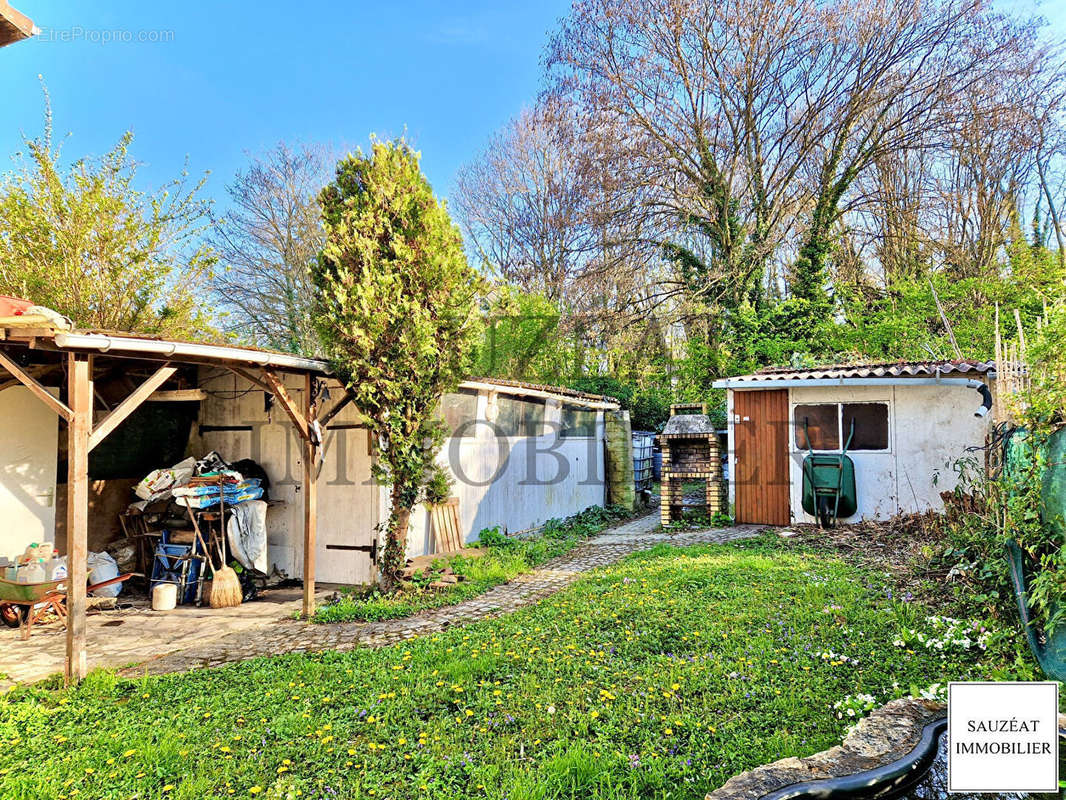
948;681;1059;793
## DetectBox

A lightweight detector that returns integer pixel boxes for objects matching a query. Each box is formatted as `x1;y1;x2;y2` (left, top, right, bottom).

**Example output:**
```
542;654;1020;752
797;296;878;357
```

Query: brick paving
120;515;759;677
0;513;759;688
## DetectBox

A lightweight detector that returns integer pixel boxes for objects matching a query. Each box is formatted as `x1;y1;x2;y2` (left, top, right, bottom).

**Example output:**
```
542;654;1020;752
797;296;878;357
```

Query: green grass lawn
0;536;1032;800
313;505;632;624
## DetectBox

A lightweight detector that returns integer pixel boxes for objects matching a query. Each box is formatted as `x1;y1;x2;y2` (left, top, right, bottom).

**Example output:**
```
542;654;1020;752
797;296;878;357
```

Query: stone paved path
119;515;760;677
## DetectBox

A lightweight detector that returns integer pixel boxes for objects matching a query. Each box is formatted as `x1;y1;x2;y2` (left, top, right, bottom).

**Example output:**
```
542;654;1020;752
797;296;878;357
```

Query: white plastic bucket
151;583;177;611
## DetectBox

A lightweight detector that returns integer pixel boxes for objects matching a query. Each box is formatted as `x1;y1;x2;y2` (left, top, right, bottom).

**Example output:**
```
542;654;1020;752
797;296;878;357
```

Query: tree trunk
1037;155;1066;270
381;485;412;589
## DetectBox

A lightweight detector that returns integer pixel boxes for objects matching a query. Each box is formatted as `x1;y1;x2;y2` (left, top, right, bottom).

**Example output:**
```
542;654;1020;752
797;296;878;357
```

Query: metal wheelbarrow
0;573;131;639
801;417;858;528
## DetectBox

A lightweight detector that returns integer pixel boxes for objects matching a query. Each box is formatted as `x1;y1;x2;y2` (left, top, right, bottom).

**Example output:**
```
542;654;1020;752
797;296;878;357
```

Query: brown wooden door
734;390;791;525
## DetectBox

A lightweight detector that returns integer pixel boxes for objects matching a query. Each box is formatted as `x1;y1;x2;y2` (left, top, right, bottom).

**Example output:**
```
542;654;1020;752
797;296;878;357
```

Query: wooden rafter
0;2;36;48
261;369;311;442
227;365;274;394
318;390;357;428
0;349;72;421
0;363;57;394
88;364;177;452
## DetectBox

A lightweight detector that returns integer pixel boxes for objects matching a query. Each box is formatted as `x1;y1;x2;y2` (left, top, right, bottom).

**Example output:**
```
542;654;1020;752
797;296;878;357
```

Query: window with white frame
793;402;889;452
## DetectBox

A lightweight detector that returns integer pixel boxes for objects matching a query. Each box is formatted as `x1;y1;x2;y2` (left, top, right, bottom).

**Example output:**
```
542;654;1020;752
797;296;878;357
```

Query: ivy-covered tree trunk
383;491;413;582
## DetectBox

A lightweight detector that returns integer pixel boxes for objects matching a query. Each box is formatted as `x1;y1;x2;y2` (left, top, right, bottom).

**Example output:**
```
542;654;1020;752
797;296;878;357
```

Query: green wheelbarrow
801;417;858;528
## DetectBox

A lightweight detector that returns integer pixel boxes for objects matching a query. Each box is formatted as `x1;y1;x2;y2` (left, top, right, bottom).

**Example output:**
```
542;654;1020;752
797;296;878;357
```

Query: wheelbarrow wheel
0;603;27;629
817;495;834;529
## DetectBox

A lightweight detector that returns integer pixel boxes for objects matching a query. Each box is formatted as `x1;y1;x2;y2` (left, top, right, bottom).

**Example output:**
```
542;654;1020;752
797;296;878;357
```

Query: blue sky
2;1;570;209
2;0;1065;216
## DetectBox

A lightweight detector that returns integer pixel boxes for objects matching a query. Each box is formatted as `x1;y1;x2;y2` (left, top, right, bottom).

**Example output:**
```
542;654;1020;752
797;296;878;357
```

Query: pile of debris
400;550;484;591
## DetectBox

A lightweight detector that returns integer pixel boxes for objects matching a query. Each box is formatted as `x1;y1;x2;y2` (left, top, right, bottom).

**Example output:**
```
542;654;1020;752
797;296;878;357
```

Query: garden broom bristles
209;515;242;609
209;563;242;609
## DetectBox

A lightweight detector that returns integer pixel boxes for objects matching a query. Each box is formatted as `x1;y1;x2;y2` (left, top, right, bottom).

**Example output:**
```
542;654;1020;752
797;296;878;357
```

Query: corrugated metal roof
2;319;618;406
464;377;620;405
728;359;996;383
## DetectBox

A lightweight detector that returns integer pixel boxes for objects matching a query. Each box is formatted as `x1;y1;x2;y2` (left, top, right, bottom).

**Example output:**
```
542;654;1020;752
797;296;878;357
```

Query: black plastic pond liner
759;718;947;800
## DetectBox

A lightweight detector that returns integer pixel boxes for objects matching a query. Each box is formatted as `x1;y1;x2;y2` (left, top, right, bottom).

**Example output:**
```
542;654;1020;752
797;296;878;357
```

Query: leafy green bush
475;525;512;549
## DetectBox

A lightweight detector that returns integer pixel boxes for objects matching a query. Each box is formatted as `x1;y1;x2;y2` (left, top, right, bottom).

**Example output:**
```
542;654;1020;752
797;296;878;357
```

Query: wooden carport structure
0;1;36;48
0;325;352;683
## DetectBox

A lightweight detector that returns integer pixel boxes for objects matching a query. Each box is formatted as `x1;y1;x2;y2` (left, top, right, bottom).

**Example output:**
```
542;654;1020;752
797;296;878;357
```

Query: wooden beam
302;371;318;617
88;365;177;452
227;366;274;393
65;353;92;685
318;390;356;428
0;364;56;394
0;350;72;421
0;1;36;46
147;388;207;402
262;368;311;442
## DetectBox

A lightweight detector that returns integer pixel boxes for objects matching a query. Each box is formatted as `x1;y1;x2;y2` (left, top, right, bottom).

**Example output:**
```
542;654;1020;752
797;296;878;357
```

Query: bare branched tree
457;0;1066;374
209;141;334;354
454;101;609;306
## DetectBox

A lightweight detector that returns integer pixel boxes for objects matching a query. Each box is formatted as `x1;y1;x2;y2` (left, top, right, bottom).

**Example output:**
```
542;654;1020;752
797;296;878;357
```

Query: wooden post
65;353;92;684
302;372;317;617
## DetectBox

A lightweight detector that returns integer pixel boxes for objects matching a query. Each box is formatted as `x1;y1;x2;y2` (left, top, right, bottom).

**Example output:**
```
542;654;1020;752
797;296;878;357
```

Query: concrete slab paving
0;513;761;689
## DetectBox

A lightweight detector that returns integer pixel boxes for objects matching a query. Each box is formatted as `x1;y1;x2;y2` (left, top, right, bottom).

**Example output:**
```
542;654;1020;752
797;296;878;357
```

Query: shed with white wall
713;361;995;525
197;373;617;582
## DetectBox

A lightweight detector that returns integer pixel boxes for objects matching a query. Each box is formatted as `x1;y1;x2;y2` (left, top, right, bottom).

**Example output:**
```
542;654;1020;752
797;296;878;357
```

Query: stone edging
705;698;946;800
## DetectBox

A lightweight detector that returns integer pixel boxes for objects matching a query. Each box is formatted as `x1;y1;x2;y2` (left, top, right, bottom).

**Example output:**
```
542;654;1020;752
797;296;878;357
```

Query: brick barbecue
657;404;726;525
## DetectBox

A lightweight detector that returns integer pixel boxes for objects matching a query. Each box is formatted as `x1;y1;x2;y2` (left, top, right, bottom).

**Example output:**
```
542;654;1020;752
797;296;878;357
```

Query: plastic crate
632;431;656;492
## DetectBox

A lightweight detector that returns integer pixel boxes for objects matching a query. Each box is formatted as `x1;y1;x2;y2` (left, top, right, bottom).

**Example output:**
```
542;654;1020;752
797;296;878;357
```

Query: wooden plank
755;392;765;522
147;389;206;402
446;499;461;551
0;349;72;421
88;365;177;452
302;371;318;617
65;353;92;685
262;369;310;443
431;498;463;553
735;392;751;523
766;390;790;526
3;327;62;341
318;390;356;428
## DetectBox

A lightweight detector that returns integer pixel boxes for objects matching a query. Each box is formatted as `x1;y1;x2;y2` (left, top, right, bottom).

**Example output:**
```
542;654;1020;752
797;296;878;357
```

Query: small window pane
440;390;479;438
561;406;598;438
496;397;545;437
794;404;839;450
842;403;889;450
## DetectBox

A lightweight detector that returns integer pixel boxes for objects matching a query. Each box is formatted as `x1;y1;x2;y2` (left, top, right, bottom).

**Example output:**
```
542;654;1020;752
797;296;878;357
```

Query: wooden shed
0;325;336;682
